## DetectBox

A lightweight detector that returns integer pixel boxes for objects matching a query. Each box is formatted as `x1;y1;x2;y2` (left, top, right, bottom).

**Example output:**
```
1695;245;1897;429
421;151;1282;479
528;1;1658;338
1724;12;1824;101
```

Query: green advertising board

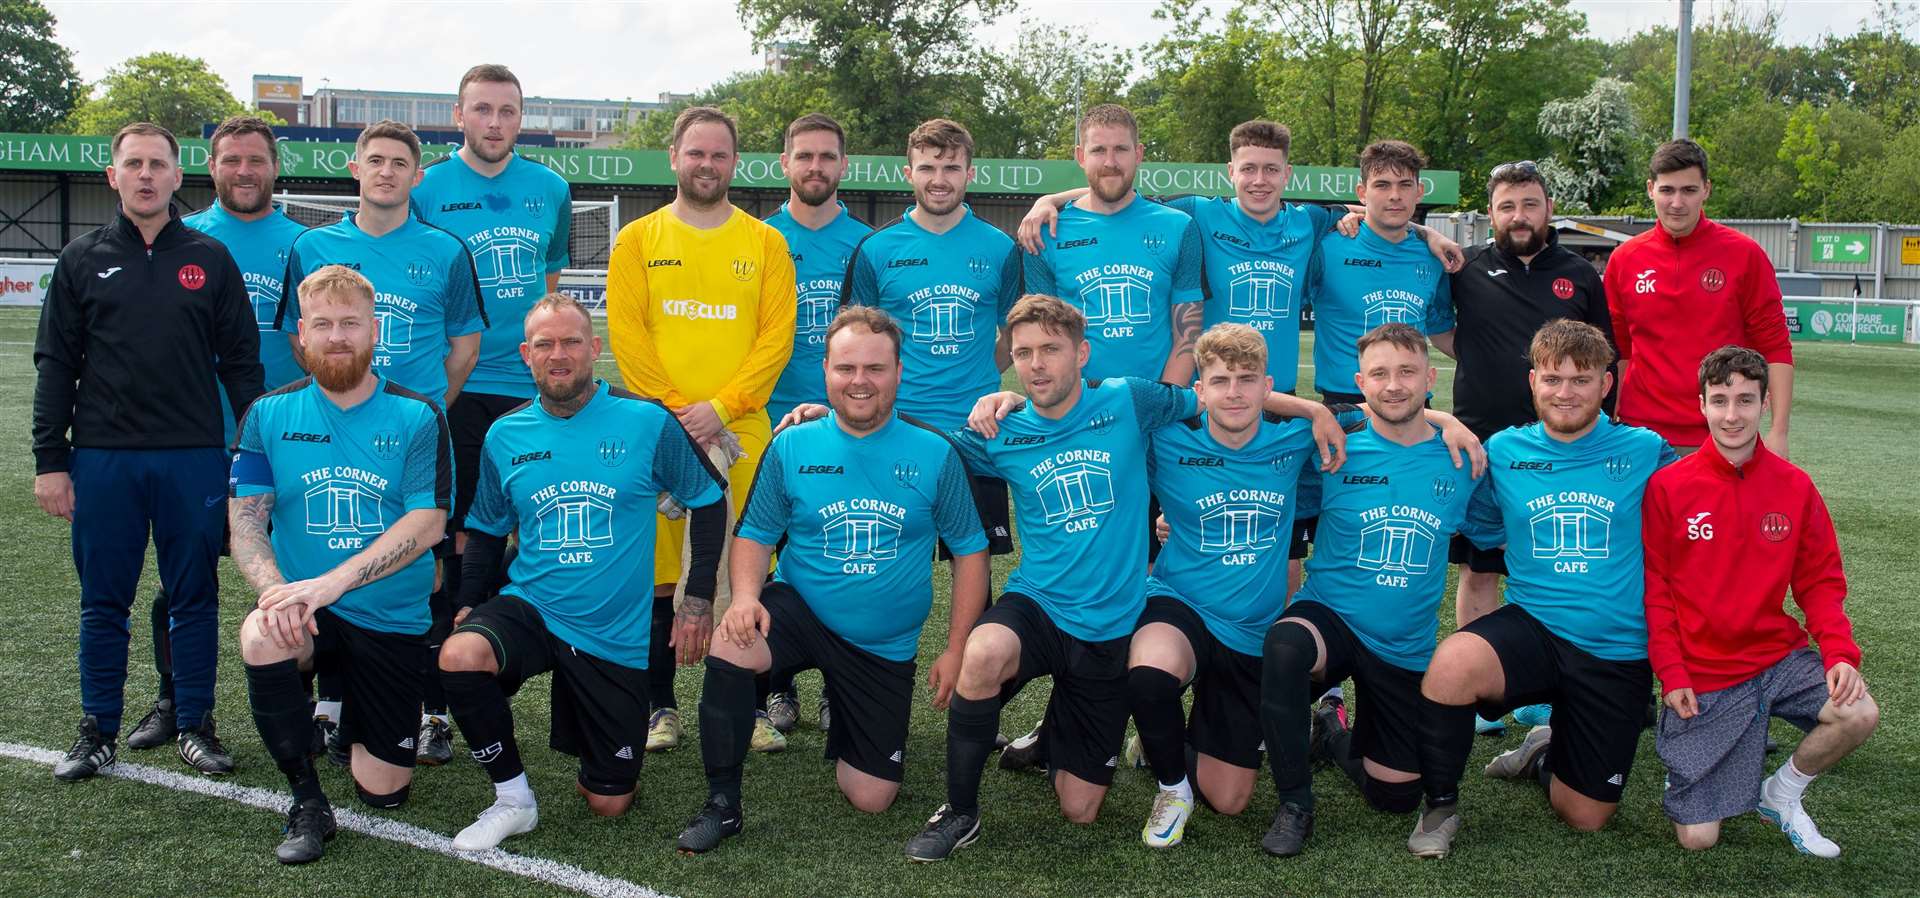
0;132;1460;204
1809;231;1872;263
1783;298;1906;343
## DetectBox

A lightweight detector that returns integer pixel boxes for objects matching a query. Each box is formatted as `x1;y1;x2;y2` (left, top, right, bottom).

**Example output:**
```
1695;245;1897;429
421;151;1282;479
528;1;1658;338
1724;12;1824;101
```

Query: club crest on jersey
177;264;206;291
406;258;434;286
731;257;756;282
1552;277;1576;300
1433;476;1457;502
1088;412;1117;435
371;430;403;460
1273;452;1304;474
597;437;629;467
275;247;290;266
1603;454;1633;482
1760;512;1792;542
893;460;919;486
524;195;545;217
1415;263;1436;282
1700;268;1727;293
967;255;991;279
1141;231;1166;254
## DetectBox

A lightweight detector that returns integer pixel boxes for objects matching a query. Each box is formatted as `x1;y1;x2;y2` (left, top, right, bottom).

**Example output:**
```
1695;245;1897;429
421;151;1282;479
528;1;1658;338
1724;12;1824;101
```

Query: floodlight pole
1674;0;1694;139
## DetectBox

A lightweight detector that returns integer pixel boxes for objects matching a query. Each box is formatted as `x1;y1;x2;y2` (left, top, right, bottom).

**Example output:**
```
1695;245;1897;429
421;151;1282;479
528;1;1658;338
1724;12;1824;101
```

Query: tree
969;21;1132;159
616;69;855;153
65;52;279;137
1535;77;1636;213
1131;2;1276;163
1777;101;1887;219
0;0;84;132
1826;120;1920;223
734;0;1014;151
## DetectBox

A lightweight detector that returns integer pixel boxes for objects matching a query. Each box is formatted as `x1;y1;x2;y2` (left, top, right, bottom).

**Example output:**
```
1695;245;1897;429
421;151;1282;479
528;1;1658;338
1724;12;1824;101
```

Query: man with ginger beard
1433;160;1613;732
437;294;728;851
605;105;796;753
230;264;452;863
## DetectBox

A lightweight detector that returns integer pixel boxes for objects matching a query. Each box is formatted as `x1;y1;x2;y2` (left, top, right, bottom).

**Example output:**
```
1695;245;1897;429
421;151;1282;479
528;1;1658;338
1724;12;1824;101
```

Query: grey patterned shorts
1656;648;1829;825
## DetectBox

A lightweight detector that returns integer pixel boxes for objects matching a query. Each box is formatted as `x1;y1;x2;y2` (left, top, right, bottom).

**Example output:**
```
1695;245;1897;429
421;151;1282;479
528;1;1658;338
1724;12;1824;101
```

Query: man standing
1438;161;1612;728
412;64;572;765
1410;320;1674;858
605;106;797;752
900;295;1347;861
439;294;727;851
675;307;990;853
37;122;263;781
1259;324;1476;857
1604;139;1794;456
123;115;311;754
842;118;1021;580
1023;104;1204;384
760;112;873;739
1644;346;1876;856
278;119;486;764
231;265;450;863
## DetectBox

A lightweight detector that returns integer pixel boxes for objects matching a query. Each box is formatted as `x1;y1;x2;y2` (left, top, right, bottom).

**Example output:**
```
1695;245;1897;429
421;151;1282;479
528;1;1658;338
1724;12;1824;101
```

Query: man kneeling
440;294;728;850
232;265;451;864
676;306;990;853
1643;346;1877;856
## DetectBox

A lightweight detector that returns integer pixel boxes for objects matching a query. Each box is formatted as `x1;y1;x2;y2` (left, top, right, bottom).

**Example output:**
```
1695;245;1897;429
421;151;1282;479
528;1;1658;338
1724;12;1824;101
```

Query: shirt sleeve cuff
709;399;735;426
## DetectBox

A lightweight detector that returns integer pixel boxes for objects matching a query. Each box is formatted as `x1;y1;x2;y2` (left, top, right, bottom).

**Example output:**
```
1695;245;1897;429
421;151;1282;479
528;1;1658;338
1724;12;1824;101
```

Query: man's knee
958;626;1018;695
238;611;289;665
585;792;634;817
1360;776;1423;814
844;783;899;814
1675;822;1720;851
438;632;498;673
1828;693;1880;741
1552;791;1617;832
1200;780;1252;816
1423;634;1496;704
1059;793;1102;824
1264;620;1318;677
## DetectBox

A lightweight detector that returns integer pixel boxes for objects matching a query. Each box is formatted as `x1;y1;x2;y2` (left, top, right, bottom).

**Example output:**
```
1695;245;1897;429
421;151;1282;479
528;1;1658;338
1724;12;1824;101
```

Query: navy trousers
70;447;228;735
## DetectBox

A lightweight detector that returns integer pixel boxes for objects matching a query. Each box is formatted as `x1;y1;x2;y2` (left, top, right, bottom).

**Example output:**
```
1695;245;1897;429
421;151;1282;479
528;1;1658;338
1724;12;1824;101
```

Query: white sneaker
1757;780;1840;858
453;799;539;851
1141;787;1193;849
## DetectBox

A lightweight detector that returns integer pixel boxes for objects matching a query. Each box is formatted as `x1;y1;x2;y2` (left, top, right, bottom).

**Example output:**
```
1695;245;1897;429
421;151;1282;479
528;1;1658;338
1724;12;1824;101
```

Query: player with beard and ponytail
412;64;573;765
230;265;453;863
120;115;311;759
438;294;727;851
606;106;797;753
1433;160;1612;733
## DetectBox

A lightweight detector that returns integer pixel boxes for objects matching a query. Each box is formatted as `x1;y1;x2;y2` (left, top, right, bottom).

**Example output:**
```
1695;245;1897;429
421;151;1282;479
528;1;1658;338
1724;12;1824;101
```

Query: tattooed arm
254;507;447;615
1159;302;1204;385
229;492;287;594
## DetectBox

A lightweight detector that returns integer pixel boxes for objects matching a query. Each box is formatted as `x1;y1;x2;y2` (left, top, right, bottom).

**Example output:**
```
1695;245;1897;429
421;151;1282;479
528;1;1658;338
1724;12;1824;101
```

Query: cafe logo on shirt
371;430;403;460
597;438;628;468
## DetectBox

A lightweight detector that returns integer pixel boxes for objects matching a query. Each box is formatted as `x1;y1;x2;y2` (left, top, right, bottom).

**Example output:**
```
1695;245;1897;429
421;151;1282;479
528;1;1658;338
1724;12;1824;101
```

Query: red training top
1641;441;1858;694
1604;217;1792;447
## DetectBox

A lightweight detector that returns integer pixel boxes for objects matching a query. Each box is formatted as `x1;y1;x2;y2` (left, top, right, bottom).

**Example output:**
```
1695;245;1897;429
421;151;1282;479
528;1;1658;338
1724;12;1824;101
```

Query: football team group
30;63;1877;870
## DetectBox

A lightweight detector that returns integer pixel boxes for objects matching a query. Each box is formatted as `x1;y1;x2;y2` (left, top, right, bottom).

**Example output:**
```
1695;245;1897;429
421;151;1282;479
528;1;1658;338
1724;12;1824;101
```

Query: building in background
250;74;689;148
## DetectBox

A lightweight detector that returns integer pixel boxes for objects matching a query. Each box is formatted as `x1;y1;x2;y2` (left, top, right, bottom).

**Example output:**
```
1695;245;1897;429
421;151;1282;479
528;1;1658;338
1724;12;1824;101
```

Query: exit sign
1811;232;1871;263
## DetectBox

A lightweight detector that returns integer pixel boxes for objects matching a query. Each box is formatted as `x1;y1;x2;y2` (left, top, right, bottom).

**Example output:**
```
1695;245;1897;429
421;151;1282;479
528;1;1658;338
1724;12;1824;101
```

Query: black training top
1447;229;1615;439
33;206;265;474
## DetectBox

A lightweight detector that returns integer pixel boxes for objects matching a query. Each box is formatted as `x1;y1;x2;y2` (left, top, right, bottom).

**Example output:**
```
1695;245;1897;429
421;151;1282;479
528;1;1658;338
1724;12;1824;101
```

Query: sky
43;0;1900;104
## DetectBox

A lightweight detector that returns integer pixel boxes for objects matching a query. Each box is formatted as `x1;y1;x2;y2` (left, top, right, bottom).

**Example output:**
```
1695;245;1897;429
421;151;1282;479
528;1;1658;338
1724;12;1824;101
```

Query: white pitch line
0;742;676;898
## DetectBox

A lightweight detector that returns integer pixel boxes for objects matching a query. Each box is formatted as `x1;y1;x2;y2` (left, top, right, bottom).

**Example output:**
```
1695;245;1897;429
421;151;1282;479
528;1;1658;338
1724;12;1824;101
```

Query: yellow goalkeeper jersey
605;205;796;423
